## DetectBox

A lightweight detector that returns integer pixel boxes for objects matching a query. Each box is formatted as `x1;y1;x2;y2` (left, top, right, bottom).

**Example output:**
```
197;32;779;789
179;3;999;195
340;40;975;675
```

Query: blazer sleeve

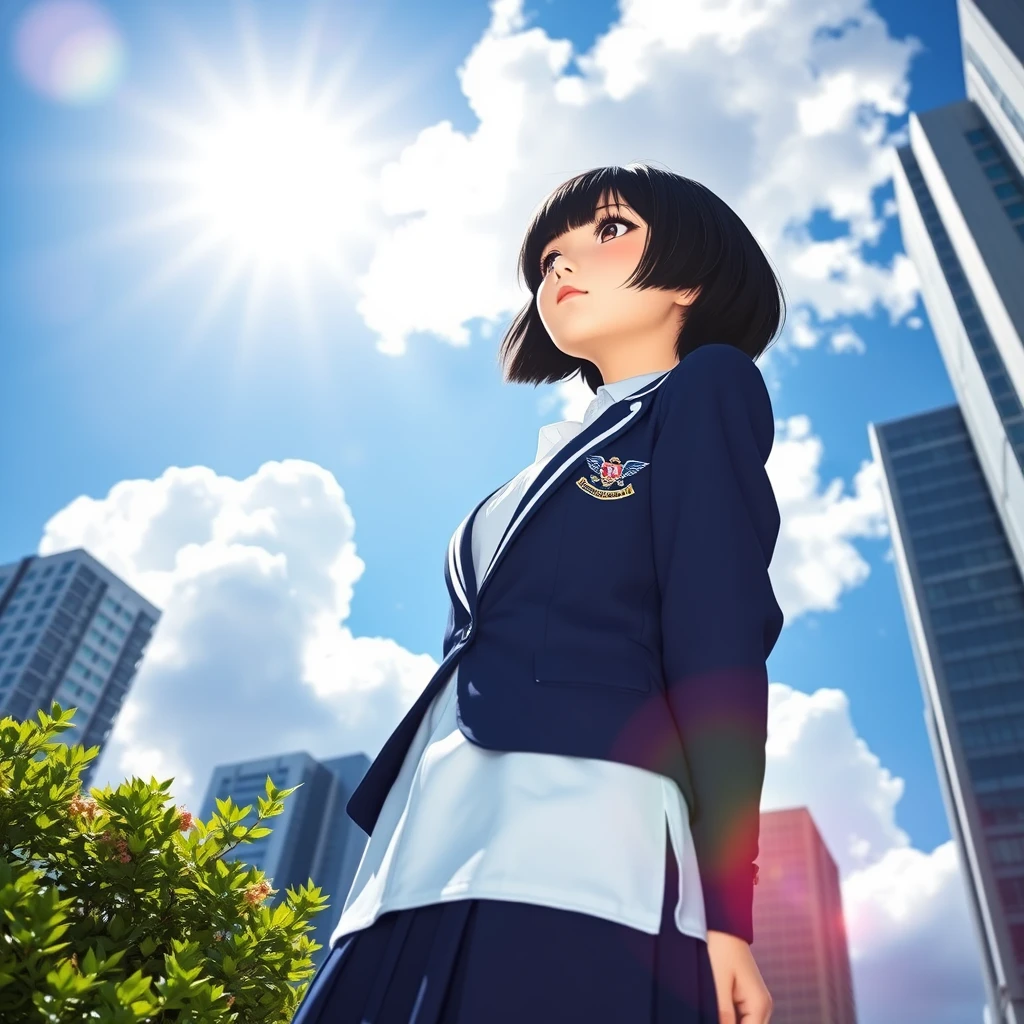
650;343;785;944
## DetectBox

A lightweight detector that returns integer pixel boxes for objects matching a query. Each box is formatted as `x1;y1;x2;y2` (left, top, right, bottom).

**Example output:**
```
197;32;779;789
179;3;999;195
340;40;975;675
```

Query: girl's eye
597;217;635;243
538;216;637;276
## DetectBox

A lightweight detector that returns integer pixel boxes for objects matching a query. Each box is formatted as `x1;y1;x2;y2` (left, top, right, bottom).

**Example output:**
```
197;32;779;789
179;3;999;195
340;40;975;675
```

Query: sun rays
76;4;406;348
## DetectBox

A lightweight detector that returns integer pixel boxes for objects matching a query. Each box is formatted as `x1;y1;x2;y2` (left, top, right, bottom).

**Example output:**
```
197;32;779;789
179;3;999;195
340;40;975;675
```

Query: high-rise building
878;1;1024;1019
0;549;160;789
871;405;1024;1022
960;0;1024;178
751;807;857;1024
199;750;370;968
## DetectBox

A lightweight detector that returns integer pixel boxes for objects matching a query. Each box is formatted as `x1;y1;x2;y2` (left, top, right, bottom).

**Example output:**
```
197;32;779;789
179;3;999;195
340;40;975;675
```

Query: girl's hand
706;929;773;1023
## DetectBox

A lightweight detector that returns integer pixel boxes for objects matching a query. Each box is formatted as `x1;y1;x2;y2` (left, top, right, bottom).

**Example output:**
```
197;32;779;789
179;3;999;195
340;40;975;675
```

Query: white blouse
330;370;707;949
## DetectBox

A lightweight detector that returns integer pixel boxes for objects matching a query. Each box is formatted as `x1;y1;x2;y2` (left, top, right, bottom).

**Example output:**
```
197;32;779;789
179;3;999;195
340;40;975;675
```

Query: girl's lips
557;287;586;303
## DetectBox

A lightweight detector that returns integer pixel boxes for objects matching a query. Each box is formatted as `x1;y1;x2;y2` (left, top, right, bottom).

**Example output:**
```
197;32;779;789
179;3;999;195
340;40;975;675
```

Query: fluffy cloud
763;684;985;1023
38;461;439;813
358;0;922;357
768;413;891;618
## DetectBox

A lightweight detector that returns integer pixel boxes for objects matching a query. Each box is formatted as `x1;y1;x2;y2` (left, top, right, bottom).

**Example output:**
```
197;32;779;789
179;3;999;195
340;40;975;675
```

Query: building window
964;43;1024;147
60;561;73;575
966;124;1024;236
905;147;1024;477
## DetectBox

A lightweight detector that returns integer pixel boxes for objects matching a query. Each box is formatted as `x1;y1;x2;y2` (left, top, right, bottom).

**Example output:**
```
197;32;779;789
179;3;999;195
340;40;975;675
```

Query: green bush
0;701;330;1023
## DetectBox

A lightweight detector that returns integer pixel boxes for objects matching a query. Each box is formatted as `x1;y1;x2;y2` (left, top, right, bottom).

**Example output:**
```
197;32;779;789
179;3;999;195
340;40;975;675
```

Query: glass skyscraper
200;749;370;968
0;548;161;790
878;1;1024;1019
752;808;858;1023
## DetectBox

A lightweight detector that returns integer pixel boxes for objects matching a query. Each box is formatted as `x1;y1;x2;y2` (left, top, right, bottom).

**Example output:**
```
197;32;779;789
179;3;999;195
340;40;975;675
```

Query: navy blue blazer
346;342;785;943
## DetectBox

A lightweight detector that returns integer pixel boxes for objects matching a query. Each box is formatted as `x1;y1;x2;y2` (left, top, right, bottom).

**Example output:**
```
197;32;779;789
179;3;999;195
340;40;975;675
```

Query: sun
188;99;357;266
93;7;401;342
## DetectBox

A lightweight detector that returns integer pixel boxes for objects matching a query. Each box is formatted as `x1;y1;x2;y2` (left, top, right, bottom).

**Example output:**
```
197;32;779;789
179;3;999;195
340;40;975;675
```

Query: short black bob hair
498;163;786;392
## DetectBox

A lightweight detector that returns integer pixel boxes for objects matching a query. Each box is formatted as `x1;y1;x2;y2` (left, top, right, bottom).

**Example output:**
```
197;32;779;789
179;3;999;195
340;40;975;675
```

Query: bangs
519;167;654;294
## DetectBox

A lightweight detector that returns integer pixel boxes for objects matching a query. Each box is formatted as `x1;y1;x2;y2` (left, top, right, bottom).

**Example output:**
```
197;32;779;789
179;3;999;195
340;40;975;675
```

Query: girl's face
536;191;694;378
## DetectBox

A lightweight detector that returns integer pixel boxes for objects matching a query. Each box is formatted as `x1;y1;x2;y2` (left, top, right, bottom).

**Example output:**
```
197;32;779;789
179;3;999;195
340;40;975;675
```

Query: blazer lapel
443;481;503;626
475;367;675;606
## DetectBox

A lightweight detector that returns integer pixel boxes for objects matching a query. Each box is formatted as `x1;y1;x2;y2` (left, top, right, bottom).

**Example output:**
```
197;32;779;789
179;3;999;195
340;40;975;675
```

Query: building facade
751;807;857;1024
881;1;1024;1018
0;549;161;789
871;405;1024;1023
199;750;370;968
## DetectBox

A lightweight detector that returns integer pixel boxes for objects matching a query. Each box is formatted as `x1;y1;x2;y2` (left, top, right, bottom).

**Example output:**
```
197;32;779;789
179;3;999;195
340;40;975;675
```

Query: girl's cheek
598;236;645;273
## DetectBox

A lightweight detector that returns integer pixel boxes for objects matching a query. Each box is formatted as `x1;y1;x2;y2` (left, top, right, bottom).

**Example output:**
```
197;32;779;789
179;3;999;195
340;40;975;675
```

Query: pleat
400;899;473;1024
289;933;357;1024
360;909;416;1020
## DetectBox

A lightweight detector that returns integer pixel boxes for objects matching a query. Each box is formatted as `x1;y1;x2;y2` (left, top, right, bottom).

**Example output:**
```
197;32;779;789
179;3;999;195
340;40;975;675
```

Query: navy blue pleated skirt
290;827;719;1023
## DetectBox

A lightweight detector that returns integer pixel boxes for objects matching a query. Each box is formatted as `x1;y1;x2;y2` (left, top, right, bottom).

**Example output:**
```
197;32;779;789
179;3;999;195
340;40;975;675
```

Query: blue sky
0;0;986;1016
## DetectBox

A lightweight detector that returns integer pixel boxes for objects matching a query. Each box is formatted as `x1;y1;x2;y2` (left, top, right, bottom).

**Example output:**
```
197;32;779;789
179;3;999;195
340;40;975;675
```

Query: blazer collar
444;364;677;622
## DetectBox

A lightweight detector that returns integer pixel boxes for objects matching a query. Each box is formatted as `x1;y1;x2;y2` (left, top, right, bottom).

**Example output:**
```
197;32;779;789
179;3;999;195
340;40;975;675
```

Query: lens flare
14;0;125;104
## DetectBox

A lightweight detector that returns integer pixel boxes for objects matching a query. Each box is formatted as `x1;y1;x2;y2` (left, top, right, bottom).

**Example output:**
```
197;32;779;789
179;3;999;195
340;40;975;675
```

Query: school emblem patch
576;455;649;500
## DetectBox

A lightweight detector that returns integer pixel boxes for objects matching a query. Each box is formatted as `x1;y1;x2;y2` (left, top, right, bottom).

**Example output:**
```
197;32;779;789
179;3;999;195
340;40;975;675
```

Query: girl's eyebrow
539;203;639;255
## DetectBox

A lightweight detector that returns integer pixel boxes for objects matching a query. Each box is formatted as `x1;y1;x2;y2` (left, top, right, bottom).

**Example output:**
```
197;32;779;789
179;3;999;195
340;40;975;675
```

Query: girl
292;163;785;1024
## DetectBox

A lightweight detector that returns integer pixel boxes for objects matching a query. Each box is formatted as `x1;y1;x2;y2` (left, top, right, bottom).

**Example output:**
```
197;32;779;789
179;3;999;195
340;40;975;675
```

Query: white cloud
830;324;867;354
356;0;922;357
38;462;438;813
788;307;822;350
763;684;985;1023
765;413;890;620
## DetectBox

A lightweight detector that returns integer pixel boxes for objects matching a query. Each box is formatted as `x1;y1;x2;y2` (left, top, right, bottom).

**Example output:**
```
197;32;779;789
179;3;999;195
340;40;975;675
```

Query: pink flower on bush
96;829;131;863
67;793;99;821
243;879;273;907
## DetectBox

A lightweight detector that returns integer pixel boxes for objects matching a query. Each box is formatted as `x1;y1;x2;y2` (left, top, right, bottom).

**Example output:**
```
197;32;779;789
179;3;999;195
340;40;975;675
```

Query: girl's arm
650;343;784;945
